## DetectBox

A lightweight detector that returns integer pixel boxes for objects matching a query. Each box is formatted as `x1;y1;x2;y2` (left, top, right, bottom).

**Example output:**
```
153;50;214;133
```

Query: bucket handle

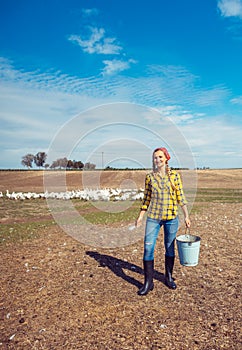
185;227;190;237
185;227;192;246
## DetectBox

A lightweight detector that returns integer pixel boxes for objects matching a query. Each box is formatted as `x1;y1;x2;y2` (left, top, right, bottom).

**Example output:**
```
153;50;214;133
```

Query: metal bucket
176;230;201;267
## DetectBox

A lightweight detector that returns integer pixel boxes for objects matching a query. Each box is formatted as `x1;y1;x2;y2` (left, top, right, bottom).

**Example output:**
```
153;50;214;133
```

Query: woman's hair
153;147;171;161
152;147;176;191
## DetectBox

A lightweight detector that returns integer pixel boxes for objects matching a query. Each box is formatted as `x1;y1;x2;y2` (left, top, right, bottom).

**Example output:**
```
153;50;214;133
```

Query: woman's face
153;150;167;169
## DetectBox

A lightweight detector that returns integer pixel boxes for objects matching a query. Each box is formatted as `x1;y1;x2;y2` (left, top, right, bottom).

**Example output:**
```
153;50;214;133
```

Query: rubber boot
165;255;177;290
138;260;154;296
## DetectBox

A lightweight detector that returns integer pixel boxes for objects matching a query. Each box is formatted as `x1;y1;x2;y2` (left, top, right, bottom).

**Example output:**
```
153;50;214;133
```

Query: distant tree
84;162;96;170
50;157;68;169
34;152;47;168
66;159;74;169
21;154;35;168
73;160;84;170
50;160;59;169
49;158;85;170
59;157;68;168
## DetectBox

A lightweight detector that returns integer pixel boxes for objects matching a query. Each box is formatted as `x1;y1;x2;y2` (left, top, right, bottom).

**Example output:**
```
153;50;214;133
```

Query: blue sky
0;0;242;169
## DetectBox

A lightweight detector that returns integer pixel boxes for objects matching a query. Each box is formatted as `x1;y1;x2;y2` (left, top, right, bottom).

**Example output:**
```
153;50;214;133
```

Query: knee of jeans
144;241;153;253
165;238;175;250
144;243;154;260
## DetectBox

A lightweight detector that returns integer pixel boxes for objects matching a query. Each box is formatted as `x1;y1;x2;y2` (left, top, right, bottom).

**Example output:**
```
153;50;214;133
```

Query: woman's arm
135;209;147;227
181;204;191;228
173;172;187;206
135;174;151;227
173;172;191;227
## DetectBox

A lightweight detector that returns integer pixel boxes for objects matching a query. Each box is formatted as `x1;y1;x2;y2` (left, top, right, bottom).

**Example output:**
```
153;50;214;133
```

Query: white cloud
218;0;242;19
0;79;114;169
180;116;242;168
192;85;231;106
67;15;137;76
0;58;233;109
68;27;122;55
102;59;136;76
82;8;99;17
231;95;242;104
0;57;241;169
145;106;191;125
156;106;205;124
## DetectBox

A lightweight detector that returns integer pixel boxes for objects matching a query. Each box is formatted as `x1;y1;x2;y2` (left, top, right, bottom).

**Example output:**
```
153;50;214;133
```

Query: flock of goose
0;188;145;201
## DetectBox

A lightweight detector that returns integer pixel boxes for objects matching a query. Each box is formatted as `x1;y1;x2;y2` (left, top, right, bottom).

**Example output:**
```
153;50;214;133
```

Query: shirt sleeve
141;174;152;210
174;172;187;206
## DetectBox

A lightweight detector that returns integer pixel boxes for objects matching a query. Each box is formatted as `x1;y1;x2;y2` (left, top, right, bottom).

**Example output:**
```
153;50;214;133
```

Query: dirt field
0;170;241;349
0;169;242;192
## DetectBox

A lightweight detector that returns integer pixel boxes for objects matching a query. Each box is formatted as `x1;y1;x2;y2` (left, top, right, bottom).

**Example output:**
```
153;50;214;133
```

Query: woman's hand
135;216;143;228
135;210;146;228
185;217;191;228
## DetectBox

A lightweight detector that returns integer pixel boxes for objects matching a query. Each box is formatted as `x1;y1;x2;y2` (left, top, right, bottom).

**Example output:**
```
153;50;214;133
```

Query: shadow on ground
86;251;166;291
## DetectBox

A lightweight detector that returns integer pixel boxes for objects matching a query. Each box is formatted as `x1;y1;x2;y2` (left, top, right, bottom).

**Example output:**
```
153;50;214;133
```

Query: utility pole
101;152;104;169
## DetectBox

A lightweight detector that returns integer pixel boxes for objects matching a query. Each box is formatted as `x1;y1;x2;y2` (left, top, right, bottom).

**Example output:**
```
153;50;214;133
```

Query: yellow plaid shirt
141;170;187;220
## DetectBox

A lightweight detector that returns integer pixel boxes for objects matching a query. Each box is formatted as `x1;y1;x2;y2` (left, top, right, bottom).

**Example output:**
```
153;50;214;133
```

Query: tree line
21;152;96;170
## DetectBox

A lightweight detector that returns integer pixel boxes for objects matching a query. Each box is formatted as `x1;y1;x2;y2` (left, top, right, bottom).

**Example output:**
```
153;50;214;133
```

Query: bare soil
0;168;242;193
0;170;241;349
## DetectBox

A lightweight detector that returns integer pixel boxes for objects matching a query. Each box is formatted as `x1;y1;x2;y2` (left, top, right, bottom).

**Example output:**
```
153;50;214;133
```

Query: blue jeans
143;216;179;261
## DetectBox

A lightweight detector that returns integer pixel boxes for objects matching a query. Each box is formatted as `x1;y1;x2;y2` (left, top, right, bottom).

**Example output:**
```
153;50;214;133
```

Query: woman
135;147;191;295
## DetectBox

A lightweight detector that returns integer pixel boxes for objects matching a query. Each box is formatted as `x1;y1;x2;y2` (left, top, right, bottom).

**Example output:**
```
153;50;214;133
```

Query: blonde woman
135;147;191;295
